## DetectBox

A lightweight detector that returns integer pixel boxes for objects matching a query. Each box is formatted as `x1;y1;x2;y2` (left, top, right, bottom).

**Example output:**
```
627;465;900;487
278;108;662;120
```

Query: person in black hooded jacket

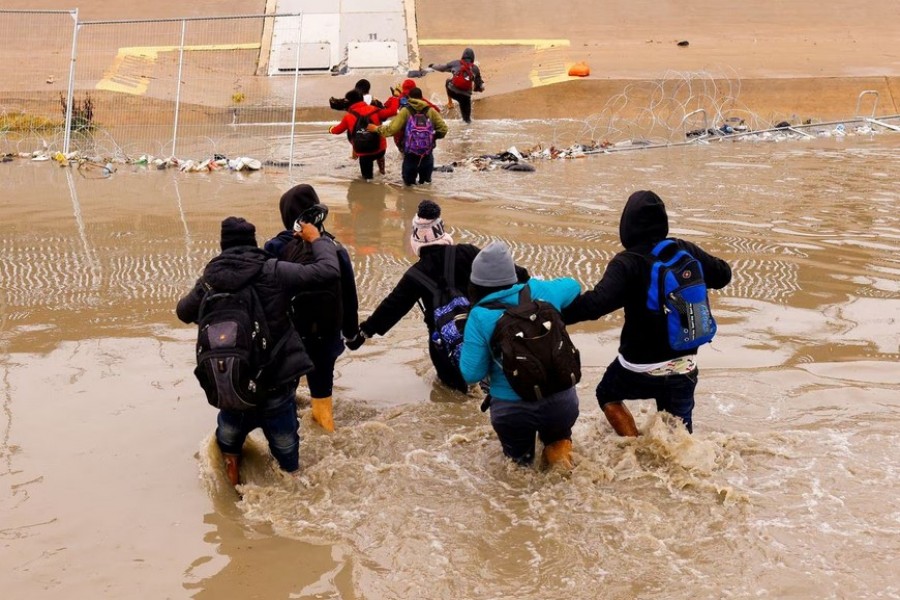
344;199;528;392
176;216;339;486
562;190;732;436
264;184;359;433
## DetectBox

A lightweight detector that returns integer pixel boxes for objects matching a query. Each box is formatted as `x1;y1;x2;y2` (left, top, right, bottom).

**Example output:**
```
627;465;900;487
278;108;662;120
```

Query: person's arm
560;257;629;325
329;114;350;135
374;107;410;138
684;241;732;290
547;277;582;310
359;270;423;337
459;308;492;384
270;227;339;291
473;65;485;92
430;108;449;139
337;247;360;339
175;279;205;324
428;60;455;73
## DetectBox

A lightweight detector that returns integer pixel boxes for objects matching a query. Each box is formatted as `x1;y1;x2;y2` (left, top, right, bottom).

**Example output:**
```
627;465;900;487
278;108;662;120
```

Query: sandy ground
2;0;899;120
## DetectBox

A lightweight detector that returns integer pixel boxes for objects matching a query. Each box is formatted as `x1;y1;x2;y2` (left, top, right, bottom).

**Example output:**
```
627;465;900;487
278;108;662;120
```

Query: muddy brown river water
1;121;898;599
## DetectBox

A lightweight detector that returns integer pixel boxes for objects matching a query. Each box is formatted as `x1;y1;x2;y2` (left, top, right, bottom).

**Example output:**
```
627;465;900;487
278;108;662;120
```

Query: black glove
344;330;367;351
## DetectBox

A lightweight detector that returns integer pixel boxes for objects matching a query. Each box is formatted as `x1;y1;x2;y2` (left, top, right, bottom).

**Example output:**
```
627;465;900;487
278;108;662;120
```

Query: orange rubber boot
310;396;335;433
542;439;574;469
222;452;241;486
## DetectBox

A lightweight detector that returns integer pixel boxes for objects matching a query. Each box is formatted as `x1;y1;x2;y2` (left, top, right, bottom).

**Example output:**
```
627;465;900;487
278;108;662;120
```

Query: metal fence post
171;18;187;158
62;8;79;154
288;12;303;174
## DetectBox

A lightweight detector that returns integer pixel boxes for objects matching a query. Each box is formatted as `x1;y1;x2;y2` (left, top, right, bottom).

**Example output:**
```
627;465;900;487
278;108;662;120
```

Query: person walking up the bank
459;241;582;468
264;184;360;433
368;87;448;186
429;47;484;123
562;190;732;436
176;217;339;487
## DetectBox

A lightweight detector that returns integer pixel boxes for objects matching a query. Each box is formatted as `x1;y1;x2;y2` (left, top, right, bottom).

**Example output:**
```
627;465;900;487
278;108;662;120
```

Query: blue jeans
596;358;698;433
215;384;300;472
489;387;579;465
401;152;434;186
302;333;345;398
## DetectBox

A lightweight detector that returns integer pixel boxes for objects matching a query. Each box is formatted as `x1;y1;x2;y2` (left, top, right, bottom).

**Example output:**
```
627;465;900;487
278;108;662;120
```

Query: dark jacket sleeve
561;256;630;325
681;240;732;290
338;246;360;338
473;65;485;92
175;279;205;324
268;236;339;292
359;268;424;337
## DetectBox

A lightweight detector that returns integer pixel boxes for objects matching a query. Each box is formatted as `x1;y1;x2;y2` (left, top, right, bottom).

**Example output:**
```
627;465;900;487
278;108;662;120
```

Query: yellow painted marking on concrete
419;38;569;50
96;43;261;96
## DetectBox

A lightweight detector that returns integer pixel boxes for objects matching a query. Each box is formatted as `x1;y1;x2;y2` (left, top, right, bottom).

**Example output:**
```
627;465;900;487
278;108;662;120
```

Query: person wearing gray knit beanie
470;241;518;287
460;240;583;469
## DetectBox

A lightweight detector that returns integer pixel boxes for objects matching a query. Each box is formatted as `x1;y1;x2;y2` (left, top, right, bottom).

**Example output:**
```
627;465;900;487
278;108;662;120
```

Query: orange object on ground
568;62;590;77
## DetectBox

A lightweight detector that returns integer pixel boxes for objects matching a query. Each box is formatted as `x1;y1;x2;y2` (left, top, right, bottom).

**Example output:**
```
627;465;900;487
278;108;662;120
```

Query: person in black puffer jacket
176;216;339;486
264;184;360;433
562;190;732;436
344;199;528;392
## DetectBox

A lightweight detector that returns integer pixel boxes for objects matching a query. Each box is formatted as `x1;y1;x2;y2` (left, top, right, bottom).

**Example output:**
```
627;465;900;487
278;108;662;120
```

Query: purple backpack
403;107;435;156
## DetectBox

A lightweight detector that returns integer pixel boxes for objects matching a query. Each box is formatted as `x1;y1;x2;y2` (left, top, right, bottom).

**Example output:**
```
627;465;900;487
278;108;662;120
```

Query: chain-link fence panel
71;14;302;163
0;9;77;155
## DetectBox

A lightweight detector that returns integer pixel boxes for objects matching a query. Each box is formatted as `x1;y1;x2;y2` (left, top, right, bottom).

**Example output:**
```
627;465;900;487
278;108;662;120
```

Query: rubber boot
377;156;386;175
222;452;241;487
310;396;335;432
542;439;573;470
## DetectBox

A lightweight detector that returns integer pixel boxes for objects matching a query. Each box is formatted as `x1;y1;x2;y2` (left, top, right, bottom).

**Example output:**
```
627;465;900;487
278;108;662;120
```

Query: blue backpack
403;107;435;156
646;239;717;351
406;246;470;392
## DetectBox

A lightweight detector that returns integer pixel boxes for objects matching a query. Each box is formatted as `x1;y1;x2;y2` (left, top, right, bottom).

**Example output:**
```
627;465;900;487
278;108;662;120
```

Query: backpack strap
406;267;440;316
442;245;457;291
481;283;530;312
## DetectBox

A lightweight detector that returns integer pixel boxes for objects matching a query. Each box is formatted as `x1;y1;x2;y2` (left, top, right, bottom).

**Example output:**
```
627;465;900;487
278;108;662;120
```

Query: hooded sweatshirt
263;186;360;339
562;190;732;364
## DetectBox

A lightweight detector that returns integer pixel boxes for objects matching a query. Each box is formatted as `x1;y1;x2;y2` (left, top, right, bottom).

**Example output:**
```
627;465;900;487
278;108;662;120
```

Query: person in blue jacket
459;241;581;468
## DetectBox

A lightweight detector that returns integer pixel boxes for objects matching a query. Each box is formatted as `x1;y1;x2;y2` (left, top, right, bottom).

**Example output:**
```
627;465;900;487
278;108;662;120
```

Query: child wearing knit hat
346;201;530;395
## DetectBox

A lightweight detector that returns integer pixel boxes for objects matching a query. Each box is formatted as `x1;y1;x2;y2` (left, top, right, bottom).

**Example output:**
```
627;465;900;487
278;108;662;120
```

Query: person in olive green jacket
367;87;449;186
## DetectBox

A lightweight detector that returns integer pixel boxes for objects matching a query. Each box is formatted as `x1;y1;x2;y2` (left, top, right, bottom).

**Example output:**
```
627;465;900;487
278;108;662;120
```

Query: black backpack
646;239;717;350
193;279;286;411
349;108;381;154
484;285;581;401
406;246;470;392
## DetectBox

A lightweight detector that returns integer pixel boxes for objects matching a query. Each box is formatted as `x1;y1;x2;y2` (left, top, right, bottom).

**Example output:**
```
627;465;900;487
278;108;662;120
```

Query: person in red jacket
328;89;389;181
380;79;443;154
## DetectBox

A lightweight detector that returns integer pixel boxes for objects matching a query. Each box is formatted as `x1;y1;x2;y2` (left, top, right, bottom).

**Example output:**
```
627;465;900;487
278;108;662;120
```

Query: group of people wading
177;185;732;487
328;48;484;183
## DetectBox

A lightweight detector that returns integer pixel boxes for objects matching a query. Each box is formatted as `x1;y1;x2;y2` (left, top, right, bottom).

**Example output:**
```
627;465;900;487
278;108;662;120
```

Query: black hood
202;247;268;291
279;184;320;230
462;48;475;62
619;190;669;249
